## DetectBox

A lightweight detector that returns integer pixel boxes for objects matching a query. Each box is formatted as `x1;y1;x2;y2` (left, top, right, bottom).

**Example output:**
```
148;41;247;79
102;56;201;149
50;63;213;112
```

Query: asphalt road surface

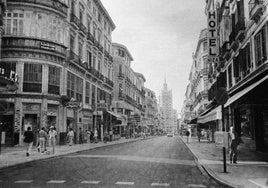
0;136;228;188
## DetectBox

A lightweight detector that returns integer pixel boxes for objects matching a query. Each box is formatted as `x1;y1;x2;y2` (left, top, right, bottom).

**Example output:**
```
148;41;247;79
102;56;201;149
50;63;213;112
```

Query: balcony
118;73;124;79
99;45;104;53
109;55;113;62
87;32;94;43
79;22;87;36
104;50;110;59
249;0;265;22
70;13;79;29
8;0;68;16
220;42;230;59
105;77;114;87
89;68;97;77
67;50;84;67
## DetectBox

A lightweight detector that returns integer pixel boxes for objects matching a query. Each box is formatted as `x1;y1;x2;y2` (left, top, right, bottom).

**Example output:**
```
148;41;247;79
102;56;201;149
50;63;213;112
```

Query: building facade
112;43;146;137
144;87;158;135
189;0;268;152
0;0;115;145
160;80;177;133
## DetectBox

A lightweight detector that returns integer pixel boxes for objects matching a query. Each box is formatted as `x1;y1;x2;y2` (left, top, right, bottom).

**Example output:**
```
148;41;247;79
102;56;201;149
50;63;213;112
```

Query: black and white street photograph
0;0;268;187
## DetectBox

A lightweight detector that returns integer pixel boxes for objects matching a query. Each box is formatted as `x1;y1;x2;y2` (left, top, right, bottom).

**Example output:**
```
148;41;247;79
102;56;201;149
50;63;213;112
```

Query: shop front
22;103;41;145
0;102;15;146
224;75;268;152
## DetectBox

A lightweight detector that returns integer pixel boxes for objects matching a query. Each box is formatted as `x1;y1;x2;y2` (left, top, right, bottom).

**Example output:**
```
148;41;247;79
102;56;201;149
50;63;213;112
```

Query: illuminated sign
207;10;219;63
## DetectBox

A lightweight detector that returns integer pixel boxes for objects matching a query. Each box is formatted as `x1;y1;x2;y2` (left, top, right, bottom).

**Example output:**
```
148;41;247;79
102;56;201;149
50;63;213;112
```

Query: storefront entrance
23;114;39;145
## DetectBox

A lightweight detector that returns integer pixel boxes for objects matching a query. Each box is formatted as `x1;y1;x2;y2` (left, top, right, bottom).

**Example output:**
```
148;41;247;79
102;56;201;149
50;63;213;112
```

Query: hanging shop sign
0;68;19;83
207;10;219;64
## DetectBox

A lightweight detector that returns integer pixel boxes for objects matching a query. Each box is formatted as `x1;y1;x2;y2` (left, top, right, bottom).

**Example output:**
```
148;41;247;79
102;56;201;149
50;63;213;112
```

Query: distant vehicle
167;133;174;137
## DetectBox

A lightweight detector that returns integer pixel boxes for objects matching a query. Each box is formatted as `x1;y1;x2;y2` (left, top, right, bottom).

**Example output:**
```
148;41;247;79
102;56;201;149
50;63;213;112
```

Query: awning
224;75;268;107
107;111;122;120
197;106;222;124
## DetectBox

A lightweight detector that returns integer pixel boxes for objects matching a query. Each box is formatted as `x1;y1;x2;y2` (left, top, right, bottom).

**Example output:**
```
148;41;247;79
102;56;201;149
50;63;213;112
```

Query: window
97;58;101;72
87;17;91;33
76;77;83;102
93;55;96;69
85;82;90;104
87;51;92;67
78;41;83;58
254;27;267;67
93;23;97;38
67;72;83;102
91;84;96;109
70;35;75;51
5;12;24;36
71;0;75;14
87;0;91;9
203;41;207;51
98;12;102;23
98;30;102;43
119;64;122;75
48;66;60;95
227;65;233;88
93;7;96;17
118;49;125;58
23;63;42;93
104;21;107;31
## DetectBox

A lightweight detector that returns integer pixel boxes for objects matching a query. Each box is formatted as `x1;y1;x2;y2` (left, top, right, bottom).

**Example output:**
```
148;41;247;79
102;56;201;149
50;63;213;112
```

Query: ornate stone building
0;0;115;145
112;43;146;137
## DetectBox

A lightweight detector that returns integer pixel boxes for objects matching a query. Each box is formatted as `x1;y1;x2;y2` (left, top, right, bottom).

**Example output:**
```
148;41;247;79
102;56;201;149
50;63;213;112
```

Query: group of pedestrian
23;126;57;157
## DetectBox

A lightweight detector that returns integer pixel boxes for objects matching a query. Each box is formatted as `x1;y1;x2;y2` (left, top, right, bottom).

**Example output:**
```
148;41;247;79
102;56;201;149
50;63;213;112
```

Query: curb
0;137;155;171
178;136;237;188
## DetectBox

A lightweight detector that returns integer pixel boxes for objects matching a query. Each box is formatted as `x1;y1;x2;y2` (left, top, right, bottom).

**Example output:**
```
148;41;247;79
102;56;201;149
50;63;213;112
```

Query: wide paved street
0;136;228;188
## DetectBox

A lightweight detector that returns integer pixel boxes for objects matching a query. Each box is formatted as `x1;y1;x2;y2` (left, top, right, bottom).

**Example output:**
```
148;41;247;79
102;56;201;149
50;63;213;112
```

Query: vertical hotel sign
207;10;219;63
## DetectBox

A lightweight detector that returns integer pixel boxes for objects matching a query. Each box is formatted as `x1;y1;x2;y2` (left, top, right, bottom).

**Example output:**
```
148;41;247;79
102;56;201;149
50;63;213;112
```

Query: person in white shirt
67;128;74;146
49;126;57;154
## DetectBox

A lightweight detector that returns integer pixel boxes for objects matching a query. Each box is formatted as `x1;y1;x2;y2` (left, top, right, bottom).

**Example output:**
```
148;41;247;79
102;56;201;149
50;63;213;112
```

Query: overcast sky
102;0;207;113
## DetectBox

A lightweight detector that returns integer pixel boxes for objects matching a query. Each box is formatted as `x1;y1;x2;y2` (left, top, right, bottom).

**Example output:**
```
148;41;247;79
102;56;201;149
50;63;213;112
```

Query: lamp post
215;87;229;173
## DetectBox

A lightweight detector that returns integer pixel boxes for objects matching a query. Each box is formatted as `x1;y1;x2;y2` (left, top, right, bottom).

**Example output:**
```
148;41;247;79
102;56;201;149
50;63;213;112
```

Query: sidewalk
180;136;268;188
0;137;146;170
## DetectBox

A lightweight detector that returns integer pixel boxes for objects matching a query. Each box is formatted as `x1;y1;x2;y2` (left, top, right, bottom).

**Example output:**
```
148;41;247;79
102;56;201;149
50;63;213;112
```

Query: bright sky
102;0;207;112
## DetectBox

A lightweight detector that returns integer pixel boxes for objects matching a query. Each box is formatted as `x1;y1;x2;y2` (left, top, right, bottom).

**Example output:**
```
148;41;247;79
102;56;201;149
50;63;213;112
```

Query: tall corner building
160;79;176;133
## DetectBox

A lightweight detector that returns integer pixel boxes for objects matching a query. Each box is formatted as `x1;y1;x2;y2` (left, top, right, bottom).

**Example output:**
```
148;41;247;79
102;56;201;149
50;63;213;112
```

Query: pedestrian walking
38;127;47;153
229;126;243;164
67;128;74;146
90;130;94;143
103;130;108;143
94;128;98;143
48;126;57;154
86;130;91;143
23;127;34;157
79;127;83;144
197;128;201;142
109;129;113;141
185;129;190;144
35;129;40;152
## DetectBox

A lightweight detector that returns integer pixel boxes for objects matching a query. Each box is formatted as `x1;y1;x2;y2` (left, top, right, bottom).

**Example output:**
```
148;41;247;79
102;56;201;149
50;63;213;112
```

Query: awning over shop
107;110;122;119
224;75;268;107
197;106;222;124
